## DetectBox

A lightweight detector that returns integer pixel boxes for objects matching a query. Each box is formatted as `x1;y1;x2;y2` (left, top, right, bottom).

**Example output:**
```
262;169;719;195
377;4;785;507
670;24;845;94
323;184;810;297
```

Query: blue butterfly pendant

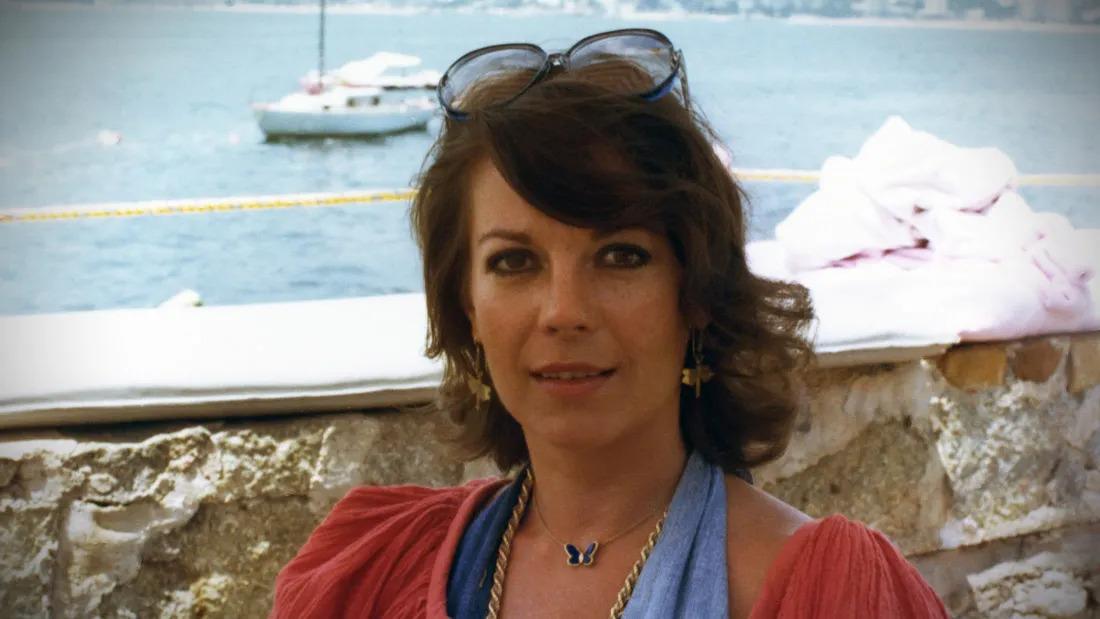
564;542;599;567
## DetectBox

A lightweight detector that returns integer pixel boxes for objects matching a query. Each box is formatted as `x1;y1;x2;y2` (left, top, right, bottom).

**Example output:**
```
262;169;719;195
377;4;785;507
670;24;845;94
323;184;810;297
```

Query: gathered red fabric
749;514;949;619
271;484;948;619
269;479;507;619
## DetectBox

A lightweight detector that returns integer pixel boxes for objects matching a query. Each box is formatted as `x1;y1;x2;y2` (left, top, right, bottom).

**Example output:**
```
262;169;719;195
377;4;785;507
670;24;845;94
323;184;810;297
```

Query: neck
524;420;687;542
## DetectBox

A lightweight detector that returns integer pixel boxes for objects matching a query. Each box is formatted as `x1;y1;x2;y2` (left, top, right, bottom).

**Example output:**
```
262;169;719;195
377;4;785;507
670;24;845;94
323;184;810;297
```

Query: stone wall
1;334;1098;618
0;410;467;618
754;334;1100;618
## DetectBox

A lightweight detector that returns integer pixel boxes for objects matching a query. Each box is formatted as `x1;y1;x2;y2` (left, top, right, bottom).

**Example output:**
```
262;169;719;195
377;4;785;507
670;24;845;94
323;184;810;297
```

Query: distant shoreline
6;0;1100;33
788;14;1100;34
2;0;423;14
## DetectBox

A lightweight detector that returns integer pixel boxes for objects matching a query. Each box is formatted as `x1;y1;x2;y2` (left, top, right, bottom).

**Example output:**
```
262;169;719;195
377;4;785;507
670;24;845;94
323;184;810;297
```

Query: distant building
919;0;950;16
1018;0;1072;21
852;0;923;16
851;0;885;14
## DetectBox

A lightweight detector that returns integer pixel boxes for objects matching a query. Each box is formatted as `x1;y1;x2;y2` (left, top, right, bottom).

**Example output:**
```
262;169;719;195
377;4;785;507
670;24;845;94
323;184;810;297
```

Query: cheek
467;268;504;339
469;285;529;375
642;304;687;364
469;279;508;332
605;278;686;365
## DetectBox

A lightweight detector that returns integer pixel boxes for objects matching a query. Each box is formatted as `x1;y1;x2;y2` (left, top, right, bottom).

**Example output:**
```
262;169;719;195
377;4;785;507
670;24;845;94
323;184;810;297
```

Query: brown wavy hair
410;57;814;473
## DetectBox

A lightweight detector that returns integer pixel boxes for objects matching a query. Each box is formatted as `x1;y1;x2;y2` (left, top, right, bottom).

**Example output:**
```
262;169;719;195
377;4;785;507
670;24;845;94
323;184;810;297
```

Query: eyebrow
476;227;624;247
477;229;531;247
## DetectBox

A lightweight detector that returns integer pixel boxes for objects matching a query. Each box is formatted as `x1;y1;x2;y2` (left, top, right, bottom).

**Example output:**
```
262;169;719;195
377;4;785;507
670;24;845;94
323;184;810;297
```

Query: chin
517;401;643;451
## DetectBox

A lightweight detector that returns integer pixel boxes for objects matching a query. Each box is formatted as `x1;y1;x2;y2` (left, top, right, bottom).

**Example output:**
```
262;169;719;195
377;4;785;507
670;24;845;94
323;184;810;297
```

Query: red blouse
270;481;948;618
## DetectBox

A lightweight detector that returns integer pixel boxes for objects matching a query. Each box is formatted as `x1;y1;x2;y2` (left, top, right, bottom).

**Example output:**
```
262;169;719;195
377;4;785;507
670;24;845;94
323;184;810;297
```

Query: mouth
530;365;616;397
531;369;615;381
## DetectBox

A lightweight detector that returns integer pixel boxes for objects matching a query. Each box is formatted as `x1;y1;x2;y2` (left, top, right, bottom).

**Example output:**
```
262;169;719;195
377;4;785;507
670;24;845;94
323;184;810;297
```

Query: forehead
467;158;533;231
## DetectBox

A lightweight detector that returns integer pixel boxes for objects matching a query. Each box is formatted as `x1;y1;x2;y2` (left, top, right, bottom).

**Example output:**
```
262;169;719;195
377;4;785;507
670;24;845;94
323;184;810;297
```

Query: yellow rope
1018;173;1100;187
0;190;416;224
2;171;1098;224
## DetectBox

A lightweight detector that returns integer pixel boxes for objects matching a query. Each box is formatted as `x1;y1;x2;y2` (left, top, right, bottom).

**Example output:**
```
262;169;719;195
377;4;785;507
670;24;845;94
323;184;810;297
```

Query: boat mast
317;0;326;88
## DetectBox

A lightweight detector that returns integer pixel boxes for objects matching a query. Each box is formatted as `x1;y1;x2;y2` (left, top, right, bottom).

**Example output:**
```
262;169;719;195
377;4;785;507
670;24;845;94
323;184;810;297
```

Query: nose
538;263;592;335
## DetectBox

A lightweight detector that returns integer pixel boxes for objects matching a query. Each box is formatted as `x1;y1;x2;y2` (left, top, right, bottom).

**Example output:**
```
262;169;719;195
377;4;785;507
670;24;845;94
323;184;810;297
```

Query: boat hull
253;105;434;138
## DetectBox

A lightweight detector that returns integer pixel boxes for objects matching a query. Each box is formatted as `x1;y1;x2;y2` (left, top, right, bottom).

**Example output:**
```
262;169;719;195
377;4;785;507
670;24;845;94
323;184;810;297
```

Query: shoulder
724;474;813;619
271;479;505;619
748;513;949;618
286;483;480;564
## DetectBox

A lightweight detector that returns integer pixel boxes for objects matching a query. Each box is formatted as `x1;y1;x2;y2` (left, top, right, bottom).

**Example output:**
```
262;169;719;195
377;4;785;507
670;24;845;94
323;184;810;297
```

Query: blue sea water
0;5;1098;315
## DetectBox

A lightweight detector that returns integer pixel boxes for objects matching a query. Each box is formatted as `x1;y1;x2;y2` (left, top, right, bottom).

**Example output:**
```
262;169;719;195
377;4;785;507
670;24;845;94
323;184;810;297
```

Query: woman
271;29;949;618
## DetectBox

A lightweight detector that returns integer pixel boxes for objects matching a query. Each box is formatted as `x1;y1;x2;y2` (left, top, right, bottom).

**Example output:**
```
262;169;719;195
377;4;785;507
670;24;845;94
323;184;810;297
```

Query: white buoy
97;130;122;146
158;289;203;308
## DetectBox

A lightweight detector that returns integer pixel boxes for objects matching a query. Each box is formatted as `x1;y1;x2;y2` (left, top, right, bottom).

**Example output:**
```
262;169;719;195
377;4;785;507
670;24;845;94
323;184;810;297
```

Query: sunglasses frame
437;28;689;120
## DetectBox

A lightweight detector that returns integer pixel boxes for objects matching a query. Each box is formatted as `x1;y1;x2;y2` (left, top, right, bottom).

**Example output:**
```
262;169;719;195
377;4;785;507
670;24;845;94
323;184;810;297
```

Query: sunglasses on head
437;28;689;120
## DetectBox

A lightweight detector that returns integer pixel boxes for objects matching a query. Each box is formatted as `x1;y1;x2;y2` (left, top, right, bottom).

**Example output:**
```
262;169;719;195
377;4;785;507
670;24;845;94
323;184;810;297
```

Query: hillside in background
12;0;1100;22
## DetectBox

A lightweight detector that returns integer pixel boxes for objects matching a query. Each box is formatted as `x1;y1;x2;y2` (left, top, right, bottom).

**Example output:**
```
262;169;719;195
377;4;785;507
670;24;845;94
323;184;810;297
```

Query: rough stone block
1088;427;1100;469
0;409;466;618
0;506;60;617
307;409;464;513
1064;388;1100;452
754;361;934;485
763;419;949;555
0;458;17;487
911;521;1100;619
94;498;316;619
1068;334;1100;394
211;422;320;502
1010;339;1064;384
930;378;1099;548
937;344;1007;391
967;552;1091;618
65;426;219;506
461;457;503;483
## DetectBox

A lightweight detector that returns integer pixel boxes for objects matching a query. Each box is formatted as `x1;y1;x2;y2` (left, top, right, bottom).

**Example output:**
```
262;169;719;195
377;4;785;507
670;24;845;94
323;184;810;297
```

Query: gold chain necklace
485;469;669;619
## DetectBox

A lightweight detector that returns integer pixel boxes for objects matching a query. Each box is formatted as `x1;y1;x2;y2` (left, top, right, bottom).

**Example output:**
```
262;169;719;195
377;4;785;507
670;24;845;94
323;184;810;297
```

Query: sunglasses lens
441;46;546;114
568;32;676;95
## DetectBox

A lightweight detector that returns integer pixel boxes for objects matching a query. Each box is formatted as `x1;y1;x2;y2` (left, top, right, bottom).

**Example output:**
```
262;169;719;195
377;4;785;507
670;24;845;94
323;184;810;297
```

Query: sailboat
251;0;439;138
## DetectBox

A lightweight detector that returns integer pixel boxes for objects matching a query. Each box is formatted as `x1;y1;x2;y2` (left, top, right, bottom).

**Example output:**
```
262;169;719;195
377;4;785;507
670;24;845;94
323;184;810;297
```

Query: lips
530;363;615;398
535;370;608;380
531;363;614;379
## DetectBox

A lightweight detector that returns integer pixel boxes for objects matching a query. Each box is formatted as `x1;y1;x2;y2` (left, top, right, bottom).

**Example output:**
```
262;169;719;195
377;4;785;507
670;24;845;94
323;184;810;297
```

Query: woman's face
465;159;689;450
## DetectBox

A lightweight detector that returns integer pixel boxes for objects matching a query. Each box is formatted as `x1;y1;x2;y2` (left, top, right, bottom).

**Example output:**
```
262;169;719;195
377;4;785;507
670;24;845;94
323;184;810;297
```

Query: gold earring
467;343;492;412
681;329;713;399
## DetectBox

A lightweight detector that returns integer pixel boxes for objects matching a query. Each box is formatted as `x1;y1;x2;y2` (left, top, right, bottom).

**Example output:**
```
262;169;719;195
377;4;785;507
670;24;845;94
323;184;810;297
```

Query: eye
599;243;651;268
487;249;537;275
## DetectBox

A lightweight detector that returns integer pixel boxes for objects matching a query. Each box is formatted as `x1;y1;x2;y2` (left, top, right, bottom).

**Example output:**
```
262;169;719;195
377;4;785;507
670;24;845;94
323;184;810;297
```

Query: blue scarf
447;452;741;618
